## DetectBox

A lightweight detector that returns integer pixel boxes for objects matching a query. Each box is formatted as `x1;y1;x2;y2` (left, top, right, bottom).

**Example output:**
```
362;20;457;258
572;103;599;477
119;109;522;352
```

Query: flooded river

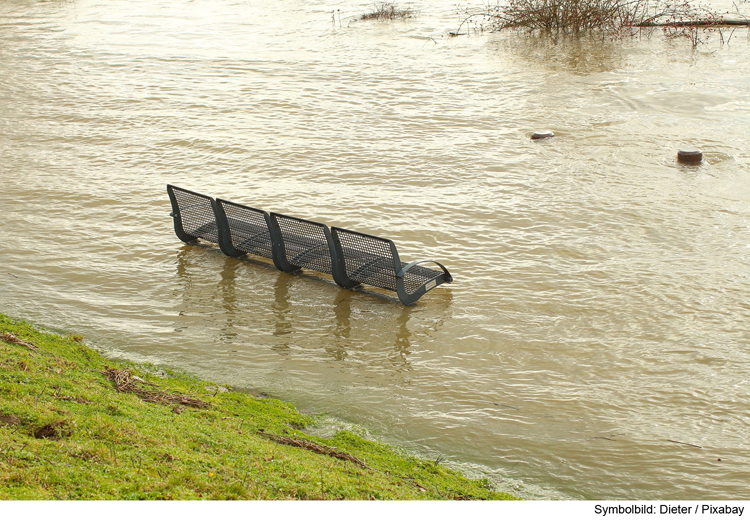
1;0;749;499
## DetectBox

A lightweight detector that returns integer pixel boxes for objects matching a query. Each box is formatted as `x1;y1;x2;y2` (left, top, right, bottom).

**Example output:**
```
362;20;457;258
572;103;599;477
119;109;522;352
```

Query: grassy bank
0;313;517;500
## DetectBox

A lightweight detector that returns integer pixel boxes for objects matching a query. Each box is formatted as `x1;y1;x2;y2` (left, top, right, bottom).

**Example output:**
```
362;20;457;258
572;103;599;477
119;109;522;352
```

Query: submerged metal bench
167;185;452;305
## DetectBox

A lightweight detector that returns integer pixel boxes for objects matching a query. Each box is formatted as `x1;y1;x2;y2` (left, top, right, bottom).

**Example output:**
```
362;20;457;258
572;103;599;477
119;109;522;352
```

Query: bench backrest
270;213;335;276
214;199;274;260
167;185;219;244
331;227;401;292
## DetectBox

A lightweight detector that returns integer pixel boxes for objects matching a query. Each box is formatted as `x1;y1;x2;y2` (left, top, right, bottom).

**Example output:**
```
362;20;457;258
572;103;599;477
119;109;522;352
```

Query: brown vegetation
1;332;38;351
104;367;210;409
361;2;416;21
455;0;749;43
259;431;369;469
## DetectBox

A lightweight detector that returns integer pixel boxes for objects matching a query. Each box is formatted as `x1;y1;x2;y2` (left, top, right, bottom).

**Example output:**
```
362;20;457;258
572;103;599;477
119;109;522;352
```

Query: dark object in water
531;131;555;140
678;149;702;164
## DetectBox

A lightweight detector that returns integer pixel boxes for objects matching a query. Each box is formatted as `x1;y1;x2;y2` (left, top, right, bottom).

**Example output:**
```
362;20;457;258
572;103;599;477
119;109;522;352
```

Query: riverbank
0;313;517;500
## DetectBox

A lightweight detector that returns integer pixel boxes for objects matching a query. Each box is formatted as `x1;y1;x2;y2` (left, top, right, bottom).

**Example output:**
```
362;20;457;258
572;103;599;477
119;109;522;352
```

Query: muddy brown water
2;0;750;499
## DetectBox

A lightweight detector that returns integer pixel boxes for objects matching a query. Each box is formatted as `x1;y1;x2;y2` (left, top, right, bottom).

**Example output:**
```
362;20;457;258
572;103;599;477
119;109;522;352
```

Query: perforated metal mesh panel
219;200;274;259
402;263;443;295
273;214;333;274
333;228;444;294
333;228;399;291
171;187;219;243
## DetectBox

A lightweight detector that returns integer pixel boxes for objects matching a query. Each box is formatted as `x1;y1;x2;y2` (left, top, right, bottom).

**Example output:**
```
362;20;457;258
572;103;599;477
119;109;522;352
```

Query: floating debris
531;131;555;140
678;149;702;164
666;439;703;449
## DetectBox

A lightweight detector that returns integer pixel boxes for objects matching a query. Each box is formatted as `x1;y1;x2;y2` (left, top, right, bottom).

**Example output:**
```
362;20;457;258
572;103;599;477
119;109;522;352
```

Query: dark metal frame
212;198;277;262
167;185;453;305
167;184;219;244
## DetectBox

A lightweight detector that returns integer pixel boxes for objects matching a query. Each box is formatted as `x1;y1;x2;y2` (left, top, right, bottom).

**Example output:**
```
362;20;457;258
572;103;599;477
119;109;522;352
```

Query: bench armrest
395;259;453;305
397;260;453;282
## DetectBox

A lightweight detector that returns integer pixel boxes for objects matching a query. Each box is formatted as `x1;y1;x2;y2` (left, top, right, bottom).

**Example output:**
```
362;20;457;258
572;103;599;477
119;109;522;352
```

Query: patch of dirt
0;414;21;426
34;420;72;439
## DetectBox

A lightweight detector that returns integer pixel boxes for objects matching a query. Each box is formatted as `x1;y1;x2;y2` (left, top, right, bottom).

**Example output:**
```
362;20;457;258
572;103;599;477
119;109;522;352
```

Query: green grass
0;313;518;500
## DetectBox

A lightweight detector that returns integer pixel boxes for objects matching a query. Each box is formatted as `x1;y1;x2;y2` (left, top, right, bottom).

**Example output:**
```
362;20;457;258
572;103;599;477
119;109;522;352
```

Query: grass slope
0;314;518;500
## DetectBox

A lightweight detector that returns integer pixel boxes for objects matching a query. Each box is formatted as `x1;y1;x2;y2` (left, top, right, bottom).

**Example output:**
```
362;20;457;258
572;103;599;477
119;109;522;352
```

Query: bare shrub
455;0;747;42
361;2;416;21
495;0;652;33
